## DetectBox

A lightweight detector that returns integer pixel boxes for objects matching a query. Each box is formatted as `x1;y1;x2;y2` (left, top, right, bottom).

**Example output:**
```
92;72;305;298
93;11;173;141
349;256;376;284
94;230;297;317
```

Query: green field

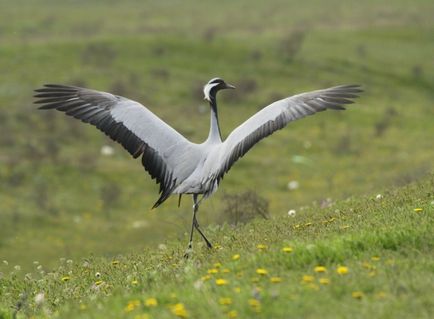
0;0;433;317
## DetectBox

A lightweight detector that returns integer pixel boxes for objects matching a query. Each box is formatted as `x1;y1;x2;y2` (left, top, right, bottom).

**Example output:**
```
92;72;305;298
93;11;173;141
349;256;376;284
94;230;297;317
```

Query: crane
35;78;362;255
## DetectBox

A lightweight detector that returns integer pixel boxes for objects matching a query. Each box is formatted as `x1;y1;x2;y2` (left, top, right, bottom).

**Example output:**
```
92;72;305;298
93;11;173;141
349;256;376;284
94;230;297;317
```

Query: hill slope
1;175;433;318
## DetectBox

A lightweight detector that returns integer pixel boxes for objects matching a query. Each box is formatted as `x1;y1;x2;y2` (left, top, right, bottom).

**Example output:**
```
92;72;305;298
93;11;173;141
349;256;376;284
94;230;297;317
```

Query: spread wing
214;84;362;181
34;84;198;207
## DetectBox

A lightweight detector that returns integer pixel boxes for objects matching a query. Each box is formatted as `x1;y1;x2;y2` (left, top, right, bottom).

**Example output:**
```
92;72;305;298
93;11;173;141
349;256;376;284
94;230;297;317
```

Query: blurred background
0;0;433;270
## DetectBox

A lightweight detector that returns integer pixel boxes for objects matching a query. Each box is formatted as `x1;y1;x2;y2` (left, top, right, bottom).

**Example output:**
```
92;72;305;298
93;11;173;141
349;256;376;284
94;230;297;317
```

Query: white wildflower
193;279;204;290
287;209;296;217
287;180;299;190
376;194;383;200
100;145;114;156
35;293;45;305
131;220;149;229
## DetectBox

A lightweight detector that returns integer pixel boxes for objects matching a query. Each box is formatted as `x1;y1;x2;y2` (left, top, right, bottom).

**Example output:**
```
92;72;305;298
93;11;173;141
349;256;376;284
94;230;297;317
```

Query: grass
1;175;433;318
0;0;433;317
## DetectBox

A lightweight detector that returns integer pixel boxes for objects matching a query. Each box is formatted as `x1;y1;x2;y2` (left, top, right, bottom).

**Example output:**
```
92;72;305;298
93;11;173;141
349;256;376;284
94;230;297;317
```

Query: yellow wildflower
219;297;232;305
227;310;238;318
111;260;119;265
256;268;268;276
124;303;135;312
95;280;103;286
124;300;140;313
215;278;228;286
302;275;314;283
248;299;260;307
222;268;231;273
233;287;241;293
307;283;320;290
362;262;374;269
232;254;240;261
201;274;211;281
352;291;364;299
371;256;380;261
61;276;70;282
270;276;282;283
171;303;188;318
131;280;138;285
376;291;387;299
282;247;293;253
214;262;222;268
248;299;261;312
256;244;267;250
336;266;349;275
314;266;327;273
207;268;219;274
414;208;423;213
305;222;312;227
144;297;158;307
319;278;330;285
386;259;395;265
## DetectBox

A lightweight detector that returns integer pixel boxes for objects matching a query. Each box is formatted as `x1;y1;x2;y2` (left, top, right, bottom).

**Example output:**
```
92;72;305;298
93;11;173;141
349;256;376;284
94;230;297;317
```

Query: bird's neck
206;98;222;143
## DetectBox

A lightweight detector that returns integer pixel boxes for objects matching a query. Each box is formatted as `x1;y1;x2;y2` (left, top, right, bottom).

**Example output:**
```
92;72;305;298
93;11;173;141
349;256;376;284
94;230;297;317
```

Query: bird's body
35;78;362;254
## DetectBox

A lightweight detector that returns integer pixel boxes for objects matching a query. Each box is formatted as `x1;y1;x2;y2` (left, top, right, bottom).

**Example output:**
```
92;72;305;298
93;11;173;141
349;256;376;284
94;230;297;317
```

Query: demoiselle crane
35;78;362;255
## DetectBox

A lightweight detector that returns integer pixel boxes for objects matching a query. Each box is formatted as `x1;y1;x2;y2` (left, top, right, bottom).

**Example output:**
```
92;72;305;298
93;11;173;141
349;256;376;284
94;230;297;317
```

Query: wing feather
35;84;198;207
214;85;362;181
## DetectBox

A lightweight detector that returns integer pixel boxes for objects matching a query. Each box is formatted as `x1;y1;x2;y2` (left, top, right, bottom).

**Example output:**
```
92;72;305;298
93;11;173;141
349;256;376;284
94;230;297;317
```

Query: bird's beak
224;83;236;90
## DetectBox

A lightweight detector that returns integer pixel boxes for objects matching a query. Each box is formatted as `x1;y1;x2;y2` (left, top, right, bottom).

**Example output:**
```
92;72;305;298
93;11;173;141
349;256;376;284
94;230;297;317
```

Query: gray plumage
35;78;362;253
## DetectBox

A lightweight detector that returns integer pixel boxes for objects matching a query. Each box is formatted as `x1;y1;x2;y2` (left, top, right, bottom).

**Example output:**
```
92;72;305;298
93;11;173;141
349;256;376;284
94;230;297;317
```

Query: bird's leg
184;195;212;258
193;217;213;249
183;203;196;258
192;196;213;249
184;194;199;258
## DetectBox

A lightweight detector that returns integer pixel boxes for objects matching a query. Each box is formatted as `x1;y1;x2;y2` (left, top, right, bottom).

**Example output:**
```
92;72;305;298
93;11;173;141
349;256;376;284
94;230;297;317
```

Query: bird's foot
205;241;213;249
183;242;193;259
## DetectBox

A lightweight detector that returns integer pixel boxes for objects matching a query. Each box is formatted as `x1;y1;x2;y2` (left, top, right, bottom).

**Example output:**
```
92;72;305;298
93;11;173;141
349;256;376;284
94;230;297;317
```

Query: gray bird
35;78;362;255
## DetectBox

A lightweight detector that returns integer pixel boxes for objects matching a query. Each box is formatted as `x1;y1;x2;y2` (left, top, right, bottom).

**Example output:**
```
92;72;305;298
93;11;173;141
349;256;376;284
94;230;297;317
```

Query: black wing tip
34;84;78;93
34;84;79;106
336;84;364;93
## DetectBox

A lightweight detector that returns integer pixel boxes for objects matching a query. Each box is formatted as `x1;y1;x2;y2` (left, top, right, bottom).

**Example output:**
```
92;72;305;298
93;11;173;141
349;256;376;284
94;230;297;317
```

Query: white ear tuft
203;82;220;102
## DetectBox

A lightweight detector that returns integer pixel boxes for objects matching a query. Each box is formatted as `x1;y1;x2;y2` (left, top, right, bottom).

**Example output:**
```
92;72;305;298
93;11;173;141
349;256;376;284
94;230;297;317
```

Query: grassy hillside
0;0;433;275
1;175;433;318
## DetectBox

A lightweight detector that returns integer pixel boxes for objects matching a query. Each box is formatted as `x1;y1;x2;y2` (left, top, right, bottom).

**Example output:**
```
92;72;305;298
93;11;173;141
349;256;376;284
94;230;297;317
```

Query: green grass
0;1;433;316
1;175;433;318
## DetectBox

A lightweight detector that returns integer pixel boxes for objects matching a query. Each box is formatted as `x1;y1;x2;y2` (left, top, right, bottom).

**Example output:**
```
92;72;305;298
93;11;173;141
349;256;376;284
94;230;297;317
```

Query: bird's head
203;78;235;102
